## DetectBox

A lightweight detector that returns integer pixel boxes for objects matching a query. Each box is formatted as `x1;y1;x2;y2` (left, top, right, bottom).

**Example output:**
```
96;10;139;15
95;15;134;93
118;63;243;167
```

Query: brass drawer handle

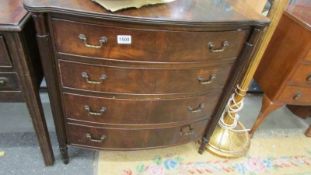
198;74;216;85
84;105;107;116
188;103;204;113
0;78;7;87
85;133;106;143
307;74;311;82
81;72;107;84
293;92;302;100
180;125;194;136
78;34;108;49
208;41;230;53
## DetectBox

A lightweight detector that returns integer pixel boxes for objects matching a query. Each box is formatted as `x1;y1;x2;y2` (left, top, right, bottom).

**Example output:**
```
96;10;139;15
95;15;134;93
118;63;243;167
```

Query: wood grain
51;18;249;62
63;93;217;125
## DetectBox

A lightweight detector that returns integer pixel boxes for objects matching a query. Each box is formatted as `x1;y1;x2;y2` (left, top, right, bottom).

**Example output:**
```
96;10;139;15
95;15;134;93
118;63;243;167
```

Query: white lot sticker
117;35;132;44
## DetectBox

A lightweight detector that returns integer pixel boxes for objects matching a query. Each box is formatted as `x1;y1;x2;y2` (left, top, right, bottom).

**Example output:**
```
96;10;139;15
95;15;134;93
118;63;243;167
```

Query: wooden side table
0;0;54;166
250;0;311;136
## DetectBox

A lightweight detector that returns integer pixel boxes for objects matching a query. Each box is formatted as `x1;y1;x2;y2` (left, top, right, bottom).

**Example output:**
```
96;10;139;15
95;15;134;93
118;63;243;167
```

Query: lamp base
206;121;250;158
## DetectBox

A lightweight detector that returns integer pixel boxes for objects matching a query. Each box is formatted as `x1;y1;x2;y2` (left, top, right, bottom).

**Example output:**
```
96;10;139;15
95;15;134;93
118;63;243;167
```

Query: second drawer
59;60;232;94
63;93;219;125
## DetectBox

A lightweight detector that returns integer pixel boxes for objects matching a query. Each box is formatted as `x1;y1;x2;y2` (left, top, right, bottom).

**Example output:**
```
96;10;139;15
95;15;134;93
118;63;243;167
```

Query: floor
0;93;310;175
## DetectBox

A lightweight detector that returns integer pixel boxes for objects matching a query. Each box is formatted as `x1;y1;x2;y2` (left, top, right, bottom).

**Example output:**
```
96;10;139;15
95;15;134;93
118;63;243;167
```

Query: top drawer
0;35;12;67
51;18;249;62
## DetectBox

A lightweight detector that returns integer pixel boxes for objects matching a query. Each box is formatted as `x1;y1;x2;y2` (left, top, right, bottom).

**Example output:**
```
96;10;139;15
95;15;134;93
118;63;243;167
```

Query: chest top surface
23;0;269;26
0;0;28;31
286;0;311;30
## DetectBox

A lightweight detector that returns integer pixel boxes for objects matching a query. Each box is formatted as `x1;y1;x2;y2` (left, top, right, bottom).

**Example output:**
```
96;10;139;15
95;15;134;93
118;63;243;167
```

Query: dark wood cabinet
250;0;311;136
24;0;268;163
0;0;54;166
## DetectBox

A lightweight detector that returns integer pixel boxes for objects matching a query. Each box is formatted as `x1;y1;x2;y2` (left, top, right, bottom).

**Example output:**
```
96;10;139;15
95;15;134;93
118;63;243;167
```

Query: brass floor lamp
206;0;289;158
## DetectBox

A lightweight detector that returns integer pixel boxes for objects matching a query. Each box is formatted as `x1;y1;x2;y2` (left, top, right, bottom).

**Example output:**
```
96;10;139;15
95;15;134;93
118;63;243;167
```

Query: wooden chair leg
249;95;282;137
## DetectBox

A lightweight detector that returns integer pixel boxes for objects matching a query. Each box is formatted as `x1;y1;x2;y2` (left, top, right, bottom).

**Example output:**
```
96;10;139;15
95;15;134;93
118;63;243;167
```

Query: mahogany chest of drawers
0;0;54;166
24;0;268;163
250;0;311;136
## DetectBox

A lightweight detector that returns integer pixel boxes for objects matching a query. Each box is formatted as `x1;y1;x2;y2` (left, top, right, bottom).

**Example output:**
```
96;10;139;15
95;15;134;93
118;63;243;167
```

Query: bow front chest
24;0;269;163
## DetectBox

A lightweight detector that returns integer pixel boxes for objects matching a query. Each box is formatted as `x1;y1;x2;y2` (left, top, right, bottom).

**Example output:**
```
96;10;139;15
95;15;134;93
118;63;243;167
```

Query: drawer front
288;64;311;86
59;60;232;94
63;93;219;125
0;36;12;67
0;73;20;91
52;19;248;62
66;120;208;149
279;86;311;104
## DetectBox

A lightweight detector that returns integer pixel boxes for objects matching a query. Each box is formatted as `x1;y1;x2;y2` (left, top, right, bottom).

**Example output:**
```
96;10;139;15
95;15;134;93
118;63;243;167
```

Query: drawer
0;35;12;67
52;18;249;62
288;64;311;86
63;92;219;125
66;120;208;149
0;73;20;91
279;86;311;105
59;60;232;94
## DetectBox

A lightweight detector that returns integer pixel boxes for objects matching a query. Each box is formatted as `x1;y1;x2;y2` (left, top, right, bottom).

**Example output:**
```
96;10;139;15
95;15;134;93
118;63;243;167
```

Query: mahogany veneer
24;0;269;163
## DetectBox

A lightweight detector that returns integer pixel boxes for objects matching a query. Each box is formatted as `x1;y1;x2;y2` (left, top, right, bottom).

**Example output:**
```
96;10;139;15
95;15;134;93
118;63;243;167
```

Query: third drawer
63;92;220;125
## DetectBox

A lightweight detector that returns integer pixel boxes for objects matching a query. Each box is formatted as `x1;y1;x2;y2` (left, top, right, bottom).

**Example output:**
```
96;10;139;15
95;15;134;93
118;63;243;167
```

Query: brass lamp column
206;0;289;158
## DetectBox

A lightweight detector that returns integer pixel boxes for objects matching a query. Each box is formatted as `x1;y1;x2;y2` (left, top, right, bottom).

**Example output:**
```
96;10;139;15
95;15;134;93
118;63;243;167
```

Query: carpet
97;131;311;175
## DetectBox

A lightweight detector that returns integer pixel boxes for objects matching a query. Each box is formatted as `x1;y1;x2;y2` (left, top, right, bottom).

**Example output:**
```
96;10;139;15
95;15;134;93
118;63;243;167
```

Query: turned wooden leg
249;95;283;137
198;137;209;154
60;146;69;164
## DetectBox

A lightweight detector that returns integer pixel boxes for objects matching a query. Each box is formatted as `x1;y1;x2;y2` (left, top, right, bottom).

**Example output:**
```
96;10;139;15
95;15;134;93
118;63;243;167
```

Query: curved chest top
0;0;29;31
24;0;269;27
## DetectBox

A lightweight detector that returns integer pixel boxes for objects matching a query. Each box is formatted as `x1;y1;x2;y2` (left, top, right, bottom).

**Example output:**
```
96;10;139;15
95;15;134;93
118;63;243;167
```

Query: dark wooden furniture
24;0;268;163
250;0;311;136
0;0;54;166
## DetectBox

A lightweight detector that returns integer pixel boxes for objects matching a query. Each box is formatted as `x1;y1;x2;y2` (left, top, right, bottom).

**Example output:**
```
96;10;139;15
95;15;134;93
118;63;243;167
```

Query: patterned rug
97;131;311;175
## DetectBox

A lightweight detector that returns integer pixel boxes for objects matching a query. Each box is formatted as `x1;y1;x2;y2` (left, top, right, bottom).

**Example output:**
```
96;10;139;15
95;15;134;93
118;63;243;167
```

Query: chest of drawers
24;0;268;163
0;0;54;166
250;0;311;136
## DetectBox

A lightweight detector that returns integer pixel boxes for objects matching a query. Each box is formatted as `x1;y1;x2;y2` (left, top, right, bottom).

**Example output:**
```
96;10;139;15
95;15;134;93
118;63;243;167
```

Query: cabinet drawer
52;18;248;62
0;73;20;91
279;86;311;105
288;64;311;86
0;36;12;67
66;120;208;149
59;60;232;94
63;93;219;125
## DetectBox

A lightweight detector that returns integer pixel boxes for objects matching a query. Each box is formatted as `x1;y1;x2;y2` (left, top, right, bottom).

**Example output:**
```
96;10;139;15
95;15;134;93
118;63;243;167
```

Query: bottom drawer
0;72;20;91
279;86;311;105
66;120;208;150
